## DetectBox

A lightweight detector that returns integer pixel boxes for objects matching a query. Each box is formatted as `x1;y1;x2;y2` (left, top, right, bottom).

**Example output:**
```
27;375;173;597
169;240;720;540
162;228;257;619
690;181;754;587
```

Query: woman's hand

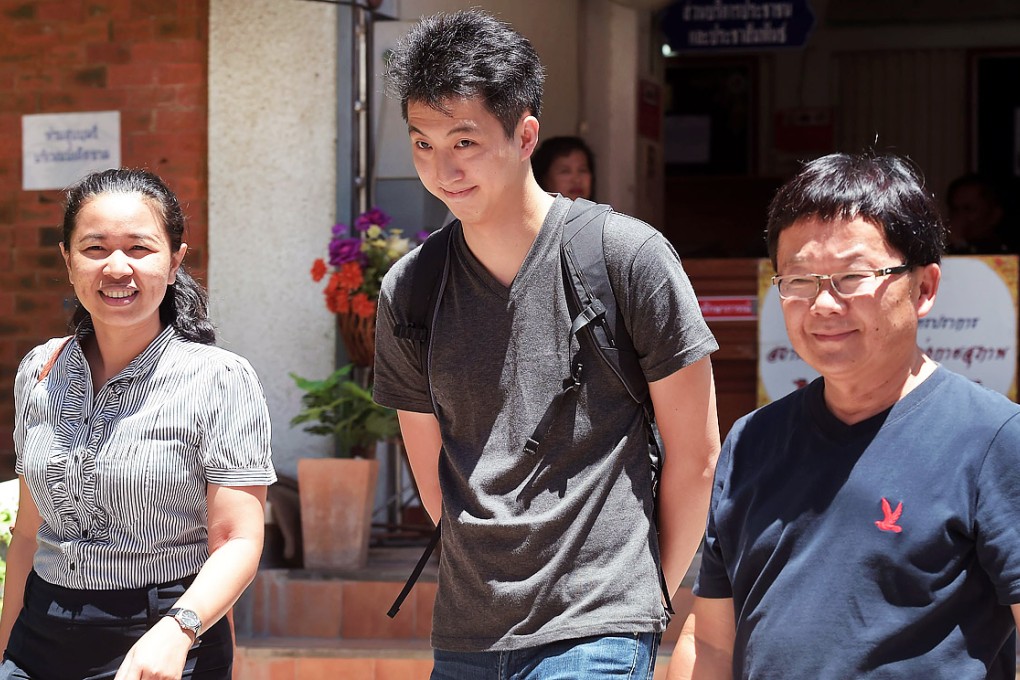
113;616;194;680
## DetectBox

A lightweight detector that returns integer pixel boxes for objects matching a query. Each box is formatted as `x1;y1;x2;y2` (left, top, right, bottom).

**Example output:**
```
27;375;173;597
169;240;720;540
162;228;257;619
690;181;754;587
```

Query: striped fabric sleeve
200;356;277;486
13;340;61;475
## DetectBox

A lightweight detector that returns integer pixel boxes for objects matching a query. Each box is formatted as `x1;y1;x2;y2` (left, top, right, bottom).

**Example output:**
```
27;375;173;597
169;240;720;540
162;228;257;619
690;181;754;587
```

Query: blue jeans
431;632;660;680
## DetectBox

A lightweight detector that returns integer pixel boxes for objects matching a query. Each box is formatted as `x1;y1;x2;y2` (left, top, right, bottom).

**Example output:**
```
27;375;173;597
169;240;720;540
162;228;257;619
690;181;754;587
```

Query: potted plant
293;208;425;570
290;365;400;458
290;366;400;571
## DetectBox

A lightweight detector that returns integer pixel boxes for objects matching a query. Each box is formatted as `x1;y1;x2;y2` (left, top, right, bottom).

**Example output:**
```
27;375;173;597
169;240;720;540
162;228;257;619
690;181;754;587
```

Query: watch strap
165;607;202;636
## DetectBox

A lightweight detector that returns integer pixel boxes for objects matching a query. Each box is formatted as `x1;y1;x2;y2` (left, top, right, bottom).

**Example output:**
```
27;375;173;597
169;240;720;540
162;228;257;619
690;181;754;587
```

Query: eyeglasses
772;264;911;300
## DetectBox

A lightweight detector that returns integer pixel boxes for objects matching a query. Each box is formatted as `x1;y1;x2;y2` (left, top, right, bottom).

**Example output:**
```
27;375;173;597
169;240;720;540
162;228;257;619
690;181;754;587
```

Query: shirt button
82;530;89;538
69;563;76;571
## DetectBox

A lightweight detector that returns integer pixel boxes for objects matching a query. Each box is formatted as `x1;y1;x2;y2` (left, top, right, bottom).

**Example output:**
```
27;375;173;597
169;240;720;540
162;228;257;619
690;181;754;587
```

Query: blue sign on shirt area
660;0;816;52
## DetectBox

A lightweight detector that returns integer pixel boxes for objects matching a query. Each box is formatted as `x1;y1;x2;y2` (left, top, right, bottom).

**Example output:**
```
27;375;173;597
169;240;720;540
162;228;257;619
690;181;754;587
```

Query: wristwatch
165;607;202;637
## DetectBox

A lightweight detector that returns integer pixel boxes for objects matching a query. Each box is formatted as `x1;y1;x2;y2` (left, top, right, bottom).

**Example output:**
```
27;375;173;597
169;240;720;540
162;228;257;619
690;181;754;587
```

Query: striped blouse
13;325;276;590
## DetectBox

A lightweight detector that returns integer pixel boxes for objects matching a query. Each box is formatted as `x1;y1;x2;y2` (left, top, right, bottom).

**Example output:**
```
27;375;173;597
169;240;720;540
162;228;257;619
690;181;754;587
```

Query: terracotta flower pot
297;457;379;571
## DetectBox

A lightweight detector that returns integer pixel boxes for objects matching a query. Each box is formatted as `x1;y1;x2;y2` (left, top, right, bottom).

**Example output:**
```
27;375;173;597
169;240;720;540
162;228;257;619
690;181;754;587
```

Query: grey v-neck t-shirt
375;196;717;651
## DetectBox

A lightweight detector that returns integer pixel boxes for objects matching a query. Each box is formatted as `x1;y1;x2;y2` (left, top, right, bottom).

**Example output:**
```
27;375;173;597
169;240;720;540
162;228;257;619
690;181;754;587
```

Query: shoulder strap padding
392;221;456;374
561;198;649;408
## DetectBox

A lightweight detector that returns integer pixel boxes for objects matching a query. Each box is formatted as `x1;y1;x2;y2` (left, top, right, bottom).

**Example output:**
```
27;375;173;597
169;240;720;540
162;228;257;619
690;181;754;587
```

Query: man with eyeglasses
668;153;1020;680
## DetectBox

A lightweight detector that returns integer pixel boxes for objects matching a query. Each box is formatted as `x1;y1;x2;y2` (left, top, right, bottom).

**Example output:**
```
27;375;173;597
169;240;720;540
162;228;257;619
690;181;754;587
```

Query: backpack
385;198;673;619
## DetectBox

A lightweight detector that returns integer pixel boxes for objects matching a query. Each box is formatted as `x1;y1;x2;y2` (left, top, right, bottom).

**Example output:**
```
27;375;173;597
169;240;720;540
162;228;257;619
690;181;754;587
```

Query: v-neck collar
453;196;571;302
806;366;948;444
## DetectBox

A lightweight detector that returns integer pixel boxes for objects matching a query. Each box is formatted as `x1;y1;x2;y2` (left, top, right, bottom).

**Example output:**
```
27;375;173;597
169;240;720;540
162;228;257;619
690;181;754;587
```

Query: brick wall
0;0;209;477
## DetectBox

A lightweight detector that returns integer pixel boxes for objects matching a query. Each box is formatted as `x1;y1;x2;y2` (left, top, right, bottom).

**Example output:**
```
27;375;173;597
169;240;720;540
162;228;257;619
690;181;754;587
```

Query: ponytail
161;267;216;344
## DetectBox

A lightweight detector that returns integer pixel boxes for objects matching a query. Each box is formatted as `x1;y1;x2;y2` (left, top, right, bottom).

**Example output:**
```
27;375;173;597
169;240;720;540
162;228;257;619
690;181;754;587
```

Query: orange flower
338;261;364;292
324;288;339;313
324;272;341;294
351;292;375;319
310;258;328;282
327;288;351;314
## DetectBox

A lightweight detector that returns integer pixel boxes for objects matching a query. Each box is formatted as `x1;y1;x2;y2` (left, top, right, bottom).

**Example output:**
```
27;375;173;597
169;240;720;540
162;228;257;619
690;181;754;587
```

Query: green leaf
289;366;399;457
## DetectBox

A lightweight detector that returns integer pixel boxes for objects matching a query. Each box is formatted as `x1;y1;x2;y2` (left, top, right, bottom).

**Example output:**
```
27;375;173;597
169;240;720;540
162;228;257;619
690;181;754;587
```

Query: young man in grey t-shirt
373;9;721;679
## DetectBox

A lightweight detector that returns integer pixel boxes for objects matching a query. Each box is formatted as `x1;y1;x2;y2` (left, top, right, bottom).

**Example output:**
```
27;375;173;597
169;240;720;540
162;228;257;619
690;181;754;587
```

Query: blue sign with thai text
660;0;816;51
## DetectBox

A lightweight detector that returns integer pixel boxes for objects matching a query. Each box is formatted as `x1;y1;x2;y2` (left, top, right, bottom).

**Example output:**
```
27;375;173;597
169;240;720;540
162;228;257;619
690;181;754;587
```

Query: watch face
173;608;201;631
179;610;200;627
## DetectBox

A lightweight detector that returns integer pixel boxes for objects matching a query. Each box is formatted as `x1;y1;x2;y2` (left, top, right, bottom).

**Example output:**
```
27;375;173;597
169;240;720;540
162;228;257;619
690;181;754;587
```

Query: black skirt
2;570;232;680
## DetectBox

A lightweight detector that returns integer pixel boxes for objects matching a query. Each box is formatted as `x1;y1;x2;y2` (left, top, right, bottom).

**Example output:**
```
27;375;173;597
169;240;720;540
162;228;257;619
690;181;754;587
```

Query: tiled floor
233;639;434;680
233;547;439;679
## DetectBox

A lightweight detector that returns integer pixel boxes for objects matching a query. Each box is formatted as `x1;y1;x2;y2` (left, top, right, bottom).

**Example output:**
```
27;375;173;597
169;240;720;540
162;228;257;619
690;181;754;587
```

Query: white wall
209;0;339;477
581;0;644;218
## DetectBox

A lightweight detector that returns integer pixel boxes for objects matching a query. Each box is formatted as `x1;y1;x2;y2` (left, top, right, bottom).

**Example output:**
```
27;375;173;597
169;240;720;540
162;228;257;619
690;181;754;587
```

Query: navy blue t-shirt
696;367;1020;679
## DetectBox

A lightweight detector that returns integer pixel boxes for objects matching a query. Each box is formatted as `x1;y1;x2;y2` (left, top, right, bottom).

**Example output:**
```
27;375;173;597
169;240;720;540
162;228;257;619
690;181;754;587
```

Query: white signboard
758;255;1019;404
22;111;120;190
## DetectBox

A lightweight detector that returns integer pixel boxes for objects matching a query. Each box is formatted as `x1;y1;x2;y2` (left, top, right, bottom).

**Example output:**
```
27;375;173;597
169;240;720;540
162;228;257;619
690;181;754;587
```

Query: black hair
531;136;596;199
62;168;216;344
385;9;545;138
766;153;947;269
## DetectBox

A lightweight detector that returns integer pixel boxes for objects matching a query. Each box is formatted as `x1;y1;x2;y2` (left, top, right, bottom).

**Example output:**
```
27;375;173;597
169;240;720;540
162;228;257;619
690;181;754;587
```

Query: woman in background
0;168;275;679
532;135;596;201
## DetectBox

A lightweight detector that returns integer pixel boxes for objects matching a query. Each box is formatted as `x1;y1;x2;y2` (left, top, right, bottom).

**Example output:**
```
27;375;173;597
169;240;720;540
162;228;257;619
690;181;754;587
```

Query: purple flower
328;237;364;267
355;207;392;232
331;222;348;237
416;230;431;242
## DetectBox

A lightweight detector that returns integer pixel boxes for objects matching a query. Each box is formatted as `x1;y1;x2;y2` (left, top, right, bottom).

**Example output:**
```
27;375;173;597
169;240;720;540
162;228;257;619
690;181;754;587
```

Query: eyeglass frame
771;264;912;300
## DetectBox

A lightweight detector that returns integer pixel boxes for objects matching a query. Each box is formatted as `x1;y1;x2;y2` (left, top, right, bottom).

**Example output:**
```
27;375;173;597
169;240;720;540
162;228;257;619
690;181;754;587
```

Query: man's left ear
519;115;540;158
915;263;941;318
169;243;188;285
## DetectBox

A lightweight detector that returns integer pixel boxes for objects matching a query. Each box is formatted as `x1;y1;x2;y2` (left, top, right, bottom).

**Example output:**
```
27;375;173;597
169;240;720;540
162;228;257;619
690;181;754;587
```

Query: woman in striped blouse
0;169;276;679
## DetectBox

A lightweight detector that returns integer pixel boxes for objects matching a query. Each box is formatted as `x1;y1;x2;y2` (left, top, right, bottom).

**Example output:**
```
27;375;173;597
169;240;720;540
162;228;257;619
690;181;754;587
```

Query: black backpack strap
523;357;583;455
525;199;654;456
562;199;673;617
387;224;454;618
386;520;442;618
561;199;649;409
392;221;456;377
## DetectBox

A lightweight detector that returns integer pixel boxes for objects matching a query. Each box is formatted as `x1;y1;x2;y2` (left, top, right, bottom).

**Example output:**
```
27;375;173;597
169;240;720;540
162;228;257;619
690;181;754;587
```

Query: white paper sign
758;255;1019;403
22;111;121;190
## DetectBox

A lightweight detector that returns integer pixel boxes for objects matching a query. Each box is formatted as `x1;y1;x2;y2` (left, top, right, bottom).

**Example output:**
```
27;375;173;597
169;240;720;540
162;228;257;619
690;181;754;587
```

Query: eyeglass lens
779;272;878;299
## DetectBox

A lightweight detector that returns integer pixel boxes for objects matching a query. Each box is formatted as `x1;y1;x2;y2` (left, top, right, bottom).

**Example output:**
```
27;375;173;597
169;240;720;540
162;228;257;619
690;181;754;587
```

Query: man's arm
397;410;444;524
667;596;736;680
650;355;720;595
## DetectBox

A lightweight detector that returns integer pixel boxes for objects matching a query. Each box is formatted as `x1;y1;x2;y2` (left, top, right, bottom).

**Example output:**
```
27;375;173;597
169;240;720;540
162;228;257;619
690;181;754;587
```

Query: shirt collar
70;322;180;384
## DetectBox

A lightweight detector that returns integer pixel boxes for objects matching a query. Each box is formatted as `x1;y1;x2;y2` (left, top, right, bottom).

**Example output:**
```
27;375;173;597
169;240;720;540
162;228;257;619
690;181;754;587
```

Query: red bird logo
875;498;903;533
